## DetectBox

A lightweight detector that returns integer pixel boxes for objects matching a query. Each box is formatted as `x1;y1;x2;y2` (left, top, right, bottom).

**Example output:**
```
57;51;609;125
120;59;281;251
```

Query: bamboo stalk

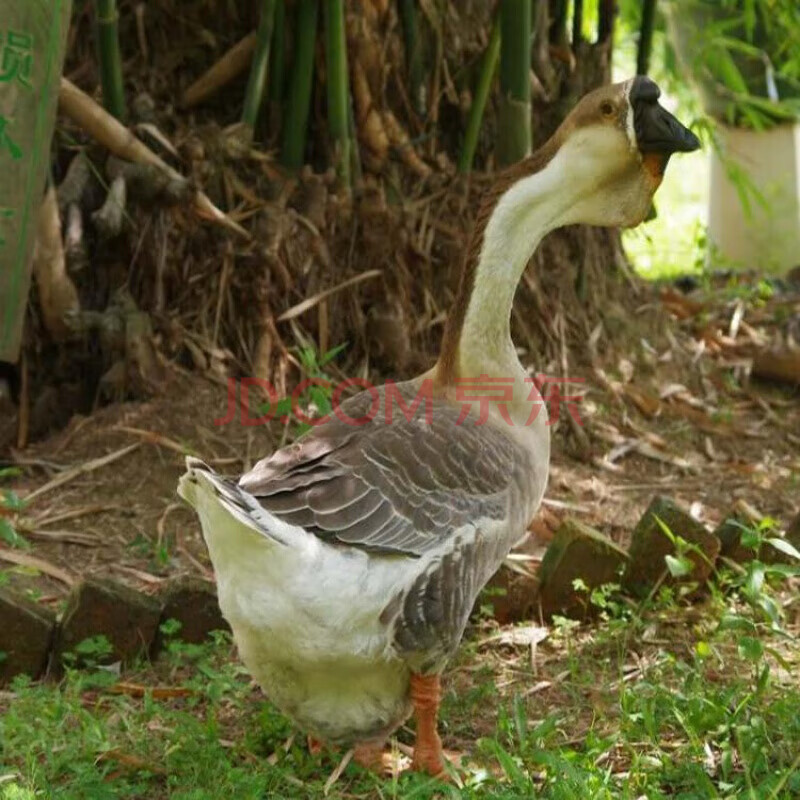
572;0;584;45
598;0;615;44
280;0;319;171
324;0;352;187
242;0;278;133
550;0;568;44
267;0;286;140
268;0;286;105
398;0;425;116
93;0;126;120
636;0;657;75
497;0;531;166
458;15;501;174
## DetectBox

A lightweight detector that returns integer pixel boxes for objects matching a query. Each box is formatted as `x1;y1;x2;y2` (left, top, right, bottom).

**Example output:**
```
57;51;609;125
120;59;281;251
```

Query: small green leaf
766;537;800;562
0;518;29;549
572;577;588;593
1;489;25;511
319;341;348;367
718;613;757;633
737;635;763;662
665;554;693;578
740;528;760;550
757;594;781;625
746;564;765;597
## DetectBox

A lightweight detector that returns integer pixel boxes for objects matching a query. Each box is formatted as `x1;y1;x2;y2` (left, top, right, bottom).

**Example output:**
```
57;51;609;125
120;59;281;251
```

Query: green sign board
0;1;71;363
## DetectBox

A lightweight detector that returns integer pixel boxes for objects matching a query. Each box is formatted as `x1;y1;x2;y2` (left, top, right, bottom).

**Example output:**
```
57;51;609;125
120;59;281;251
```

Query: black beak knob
631;76;700;155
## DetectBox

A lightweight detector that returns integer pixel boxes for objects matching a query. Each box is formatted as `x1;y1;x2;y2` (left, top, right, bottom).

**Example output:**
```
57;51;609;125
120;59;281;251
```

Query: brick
55;578;161;668
537;519;628;619
623;496;720;596
153;576;228;653
0;588;56;683
480;568;540;625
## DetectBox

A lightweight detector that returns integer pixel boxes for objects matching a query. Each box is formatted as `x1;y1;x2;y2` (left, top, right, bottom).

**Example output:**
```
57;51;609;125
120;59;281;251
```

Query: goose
178;76;699;776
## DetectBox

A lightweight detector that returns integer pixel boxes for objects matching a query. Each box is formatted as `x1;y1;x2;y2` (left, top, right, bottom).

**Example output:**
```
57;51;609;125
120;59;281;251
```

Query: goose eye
600;101;615;117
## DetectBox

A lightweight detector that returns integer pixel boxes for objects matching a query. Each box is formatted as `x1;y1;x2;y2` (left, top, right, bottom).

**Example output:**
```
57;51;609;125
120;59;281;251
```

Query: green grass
2;539;799;799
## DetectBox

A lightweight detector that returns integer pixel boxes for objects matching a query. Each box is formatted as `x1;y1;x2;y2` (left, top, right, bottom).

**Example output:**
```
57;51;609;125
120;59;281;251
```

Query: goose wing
239;382;540;557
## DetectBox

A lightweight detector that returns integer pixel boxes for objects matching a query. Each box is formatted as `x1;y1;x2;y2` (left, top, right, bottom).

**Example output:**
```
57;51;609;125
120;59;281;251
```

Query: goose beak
631;76;700;156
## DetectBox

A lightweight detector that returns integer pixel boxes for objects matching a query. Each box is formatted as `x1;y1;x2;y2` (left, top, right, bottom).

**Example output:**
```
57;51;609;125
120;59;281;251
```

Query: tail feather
179;457;294;547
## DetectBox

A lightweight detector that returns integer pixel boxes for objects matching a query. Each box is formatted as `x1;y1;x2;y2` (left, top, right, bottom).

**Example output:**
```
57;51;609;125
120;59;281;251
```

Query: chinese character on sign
455;374;515;426
0;115;22;160
0;207;15;246
0;31;34;88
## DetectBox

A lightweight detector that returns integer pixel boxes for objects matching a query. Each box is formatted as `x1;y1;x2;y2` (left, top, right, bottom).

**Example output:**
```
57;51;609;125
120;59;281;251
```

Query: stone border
1;575;228;685
488;498;799;624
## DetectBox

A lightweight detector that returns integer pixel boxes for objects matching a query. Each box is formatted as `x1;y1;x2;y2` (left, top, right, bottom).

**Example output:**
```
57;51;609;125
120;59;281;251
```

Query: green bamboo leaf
459;13;501;174
713;48;750;95
242;0;278;132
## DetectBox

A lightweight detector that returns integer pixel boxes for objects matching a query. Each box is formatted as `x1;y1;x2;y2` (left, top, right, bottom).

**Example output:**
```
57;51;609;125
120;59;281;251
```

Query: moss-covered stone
537;519;628;619
623;496;720;596
153;576;228;653
0;588;56;683
55;578;161;668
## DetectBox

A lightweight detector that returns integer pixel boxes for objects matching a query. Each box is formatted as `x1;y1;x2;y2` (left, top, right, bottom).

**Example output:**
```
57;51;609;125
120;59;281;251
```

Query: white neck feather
458;136;639;380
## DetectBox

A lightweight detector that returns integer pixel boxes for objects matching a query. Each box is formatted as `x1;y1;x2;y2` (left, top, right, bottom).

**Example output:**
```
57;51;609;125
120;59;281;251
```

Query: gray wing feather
385;527;506;673
239;382;538;557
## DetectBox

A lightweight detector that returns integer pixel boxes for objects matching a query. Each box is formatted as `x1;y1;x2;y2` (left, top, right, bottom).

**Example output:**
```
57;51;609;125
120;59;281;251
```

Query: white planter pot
709;122;800;274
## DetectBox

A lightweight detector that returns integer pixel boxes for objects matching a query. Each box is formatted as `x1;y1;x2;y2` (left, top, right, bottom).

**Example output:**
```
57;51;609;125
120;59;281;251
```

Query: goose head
540;75;701;229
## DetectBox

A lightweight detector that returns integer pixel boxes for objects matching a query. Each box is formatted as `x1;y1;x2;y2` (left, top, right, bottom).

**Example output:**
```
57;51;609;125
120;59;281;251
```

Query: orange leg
307;735;324;756
410;673;445;776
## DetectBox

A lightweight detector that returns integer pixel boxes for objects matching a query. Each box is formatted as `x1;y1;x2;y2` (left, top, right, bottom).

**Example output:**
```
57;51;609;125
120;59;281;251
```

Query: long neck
438;148;584;384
